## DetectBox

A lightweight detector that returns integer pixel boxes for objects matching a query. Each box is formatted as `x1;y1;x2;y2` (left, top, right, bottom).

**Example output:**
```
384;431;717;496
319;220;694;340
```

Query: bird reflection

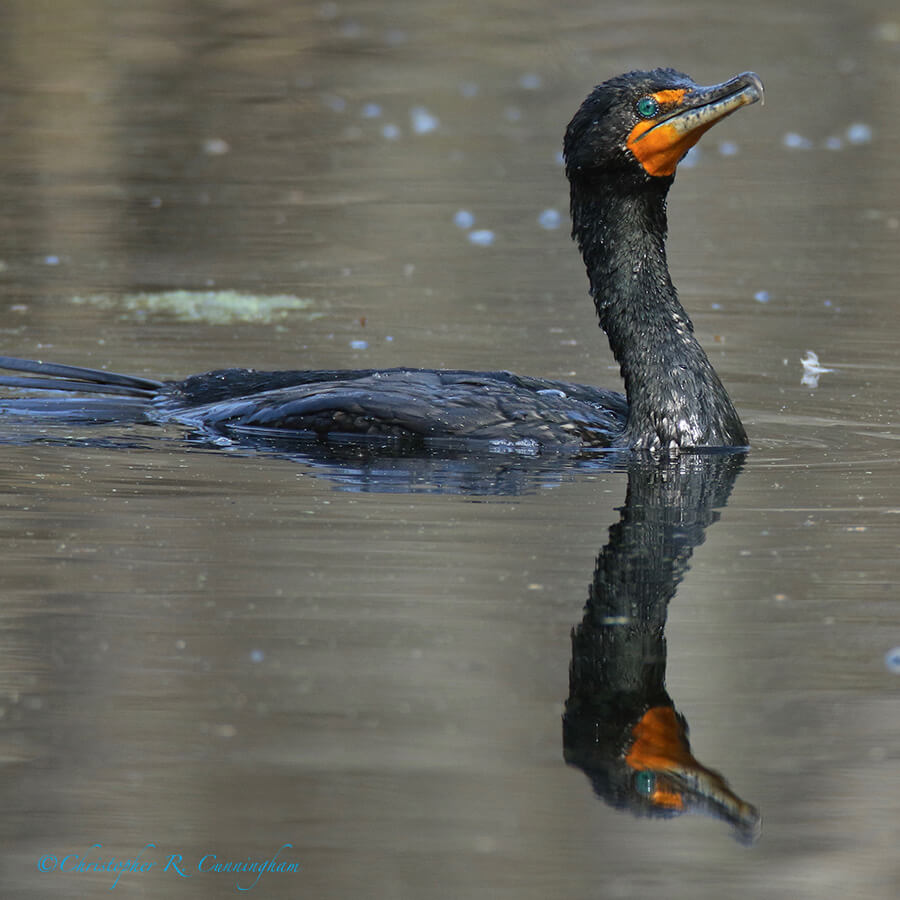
563;452;760;845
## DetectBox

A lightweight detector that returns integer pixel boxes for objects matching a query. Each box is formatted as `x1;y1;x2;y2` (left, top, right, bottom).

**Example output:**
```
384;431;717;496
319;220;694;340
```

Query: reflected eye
636;96;659;118
635;770;656;796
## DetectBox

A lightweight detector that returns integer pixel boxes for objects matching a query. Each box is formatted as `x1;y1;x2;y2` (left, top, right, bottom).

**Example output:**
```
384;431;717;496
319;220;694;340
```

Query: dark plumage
0;68;763;453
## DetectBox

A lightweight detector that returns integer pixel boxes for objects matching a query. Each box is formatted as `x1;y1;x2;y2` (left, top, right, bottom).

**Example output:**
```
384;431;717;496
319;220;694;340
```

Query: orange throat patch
627;90;711;177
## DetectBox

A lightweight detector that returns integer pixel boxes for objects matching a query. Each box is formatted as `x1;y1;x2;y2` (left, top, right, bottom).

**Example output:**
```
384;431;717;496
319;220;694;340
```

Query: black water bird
0;69;763;453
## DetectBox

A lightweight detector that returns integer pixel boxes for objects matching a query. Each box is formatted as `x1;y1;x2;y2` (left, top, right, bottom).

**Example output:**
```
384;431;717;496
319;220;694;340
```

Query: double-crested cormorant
0;69;763;453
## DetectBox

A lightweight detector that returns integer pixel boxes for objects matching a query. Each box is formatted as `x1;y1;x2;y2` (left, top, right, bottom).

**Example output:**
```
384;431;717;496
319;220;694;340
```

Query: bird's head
564;68;764;186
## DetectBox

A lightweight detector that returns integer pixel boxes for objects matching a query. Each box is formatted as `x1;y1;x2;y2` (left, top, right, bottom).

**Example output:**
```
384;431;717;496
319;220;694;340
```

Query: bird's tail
0;355;163;422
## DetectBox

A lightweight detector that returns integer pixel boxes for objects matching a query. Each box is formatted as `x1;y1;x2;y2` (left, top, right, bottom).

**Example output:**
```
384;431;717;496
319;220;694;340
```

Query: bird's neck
571;178;746;450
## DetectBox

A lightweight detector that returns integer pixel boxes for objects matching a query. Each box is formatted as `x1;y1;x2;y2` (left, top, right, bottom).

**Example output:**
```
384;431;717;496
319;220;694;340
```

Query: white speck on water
824;135;843;150
718;140;739;156
801;350;834;387
410;106;439;134
468;229;495;247
381;123;400;140
885;647;900;674
361;102;382;118
503;106;522;122
459;81;479;98
783;132;813;150
846;122;873;144
202;137;230;155
454;209;475;229
44;255;60;266
711;302;722;310
350;340;368;350
250;649;265;663
385;335;394;342
538;208;561;230
754;290;771;303
801;350;834;374
519;72;542;90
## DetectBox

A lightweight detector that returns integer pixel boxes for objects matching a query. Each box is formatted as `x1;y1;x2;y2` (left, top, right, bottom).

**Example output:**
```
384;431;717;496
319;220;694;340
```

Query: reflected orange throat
625;706;698;810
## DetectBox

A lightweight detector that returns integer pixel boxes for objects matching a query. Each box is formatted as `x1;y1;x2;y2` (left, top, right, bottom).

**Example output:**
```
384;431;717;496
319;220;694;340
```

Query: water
1;1;899;898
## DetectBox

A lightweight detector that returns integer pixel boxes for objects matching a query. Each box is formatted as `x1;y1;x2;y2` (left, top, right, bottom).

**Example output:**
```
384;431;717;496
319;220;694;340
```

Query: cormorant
0;69;763;454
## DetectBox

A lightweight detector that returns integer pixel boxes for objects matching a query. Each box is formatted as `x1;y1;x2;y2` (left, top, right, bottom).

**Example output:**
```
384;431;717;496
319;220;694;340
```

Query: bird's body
0;68;763;454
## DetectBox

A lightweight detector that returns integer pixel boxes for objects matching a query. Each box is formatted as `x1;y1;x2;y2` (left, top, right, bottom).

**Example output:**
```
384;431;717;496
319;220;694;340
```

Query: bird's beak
628;72;764;177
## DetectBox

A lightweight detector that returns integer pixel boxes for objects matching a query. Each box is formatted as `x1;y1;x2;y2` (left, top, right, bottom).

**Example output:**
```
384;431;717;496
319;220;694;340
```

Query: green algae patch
71;291;321;325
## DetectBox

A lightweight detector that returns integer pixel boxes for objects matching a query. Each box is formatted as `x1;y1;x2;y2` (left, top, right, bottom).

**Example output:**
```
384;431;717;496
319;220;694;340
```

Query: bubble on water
519;72;542;90
361;102;382;119
468;229;495;247
538;209;561;230
681;146;701;168
381;123;401;140
846;123;873;145
754;290;771;303
718;140;739;157
783;132;813;150
885;647;900;674
203;137;230;155
410;106;439;134
459;82;479;98
250;649;265;664
454;210;475;229
823;136;843;150
350;340;368;350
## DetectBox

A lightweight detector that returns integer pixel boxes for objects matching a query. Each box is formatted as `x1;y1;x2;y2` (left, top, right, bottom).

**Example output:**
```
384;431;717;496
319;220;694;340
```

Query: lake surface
1;1;899;898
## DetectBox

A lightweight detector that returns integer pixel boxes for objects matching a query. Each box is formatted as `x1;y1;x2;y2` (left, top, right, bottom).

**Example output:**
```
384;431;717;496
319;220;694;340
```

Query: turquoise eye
635;770;656;796
636;97;659;118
